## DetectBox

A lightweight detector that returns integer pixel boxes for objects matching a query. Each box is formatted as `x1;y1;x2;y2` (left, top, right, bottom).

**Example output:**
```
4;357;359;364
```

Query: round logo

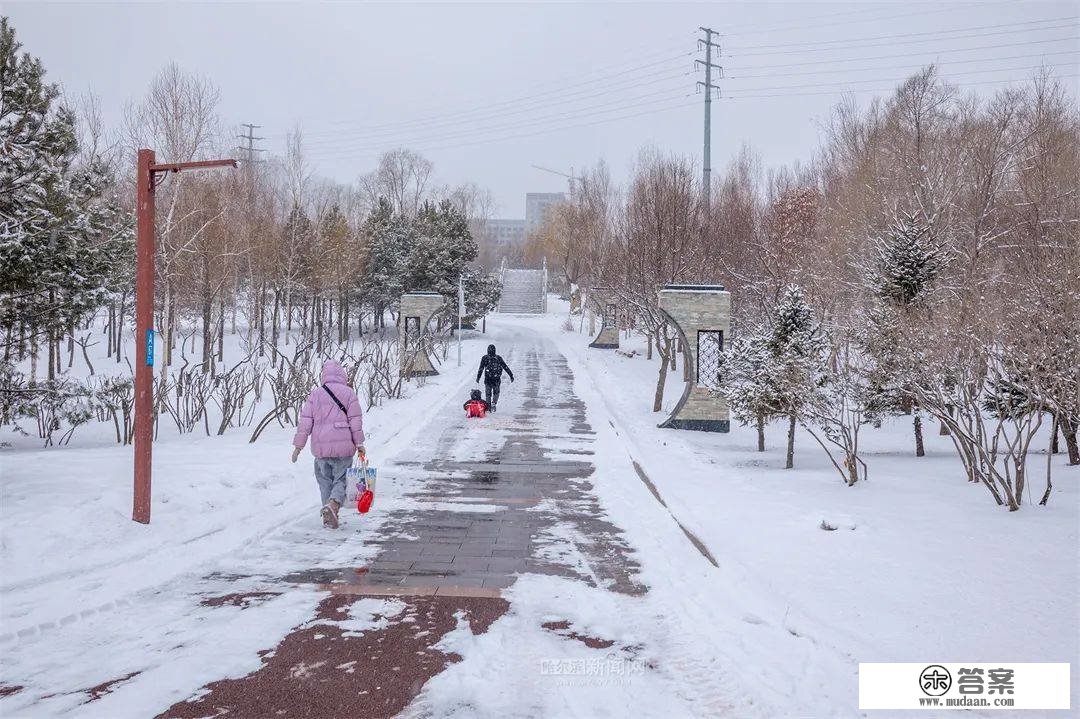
919;665;952;696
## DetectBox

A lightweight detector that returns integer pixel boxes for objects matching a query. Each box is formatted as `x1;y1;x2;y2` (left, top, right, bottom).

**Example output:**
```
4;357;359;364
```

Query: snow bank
516;303;1078;716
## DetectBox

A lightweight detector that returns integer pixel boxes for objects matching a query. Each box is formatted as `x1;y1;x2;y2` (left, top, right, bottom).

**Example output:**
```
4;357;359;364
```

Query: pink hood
292;360;365;458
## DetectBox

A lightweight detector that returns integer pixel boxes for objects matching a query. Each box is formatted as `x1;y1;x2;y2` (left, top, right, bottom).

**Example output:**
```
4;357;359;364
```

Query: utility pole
696;27;722;210
133;152;236;524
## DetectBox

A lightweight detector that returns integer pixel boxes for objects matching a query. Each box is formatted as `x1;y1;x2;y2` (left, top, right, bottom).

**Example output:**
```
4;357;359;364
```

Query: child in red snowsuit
464;388;490;418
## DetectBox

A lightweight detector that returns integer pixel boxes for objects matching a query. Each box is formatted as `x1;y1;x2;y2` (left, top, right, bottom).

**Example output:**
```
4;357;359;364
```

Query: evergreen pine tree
862;213;945;456
724;284;826;466
1;17;132;371
363;198;415;321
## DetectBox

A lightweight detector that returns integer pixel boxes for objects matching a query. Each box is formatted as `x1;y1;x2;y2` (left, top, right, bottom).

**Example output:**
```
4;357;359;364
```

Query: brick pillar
657;284;730;432
400;292;445;378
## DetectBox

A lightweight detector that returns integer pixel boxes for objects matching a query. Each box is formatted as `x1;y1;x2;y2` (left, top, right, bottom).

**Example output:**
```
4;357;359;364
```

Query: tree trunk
785;414;796;468
652;349;670;412
47;328;55;381
217;297;225;362
271;289;280;353
201;284;212;373
284;286;293;343
939;406;951;435
116;292;128;362
756;413;765;452
29;334;38;382
1061;414;1080;466
256;281;265;352
1041;426;1054;506
67;320;75;368
845;455;859;486
914;414;925;457
106;302;115;358
1050;413;1059;454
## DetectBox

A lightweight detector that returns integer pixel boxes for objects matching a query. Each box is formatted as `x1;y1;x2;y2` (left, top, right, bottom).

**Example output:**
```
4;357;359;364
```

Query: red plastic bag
357;488;374;513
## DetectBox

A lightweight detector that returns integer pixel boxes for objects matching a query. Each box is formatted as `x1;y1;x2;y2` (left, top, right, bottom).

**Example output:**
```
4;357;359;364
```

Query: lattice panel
404;316;420;348
696;330;723;389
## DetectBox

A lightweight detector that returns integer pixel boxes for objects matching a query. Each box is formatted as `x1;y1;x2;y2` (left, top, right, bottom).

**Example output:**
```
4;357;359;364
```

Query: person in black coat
475;344;514;411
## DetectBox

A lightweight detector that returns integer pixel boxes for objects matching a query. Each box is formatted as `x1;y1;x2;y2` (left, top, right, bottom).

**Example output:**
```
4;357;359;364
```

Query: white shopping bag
345;460;377;502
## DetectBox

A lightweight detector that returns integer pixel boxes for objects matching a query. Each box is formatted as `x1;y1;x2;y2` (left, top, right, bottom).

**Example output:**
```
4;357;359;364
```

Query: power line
725;35;1080;71
320;97;701;163
723;72;1078;99
268;51;695;142
722;62;1075;94
303;32;1075;150
311;71;1073;164
726;23;1077;58
298;66;695;149
305;60;1073;161
725;49;1080;80
719;2;993;38
309;85;695;158
724;15;1077;52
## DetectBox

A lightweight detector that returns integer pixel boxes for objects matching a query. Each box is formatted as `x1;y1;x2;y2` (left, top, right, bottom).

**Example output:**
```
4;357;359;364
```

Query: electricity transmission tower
696;27;722;210
237;123;264;200
237;123;265;168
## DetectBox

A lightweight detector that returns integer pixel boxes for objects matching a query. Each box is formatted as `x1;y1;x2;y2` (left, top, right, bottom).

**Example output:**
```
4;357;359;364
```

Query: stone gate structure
400;291;445;378
657;284;730;433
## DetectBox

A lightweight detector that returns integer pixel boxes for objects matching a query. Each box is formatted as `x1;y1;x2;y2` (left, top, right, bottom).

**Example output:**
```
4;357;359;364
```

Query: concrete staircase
498;268;546;314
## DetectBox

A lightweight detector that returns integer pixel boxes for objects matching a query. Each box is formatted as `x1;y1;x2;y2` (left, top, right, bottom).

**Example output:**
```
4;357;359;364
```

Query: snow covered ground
535;299;1079;715
1;304;1076;717
0;326;488;651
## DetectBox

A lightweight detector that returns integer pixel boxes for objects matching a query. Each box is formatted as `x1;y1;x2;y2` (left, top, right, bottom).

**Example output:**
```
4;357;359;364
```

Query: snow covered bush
723;285;827;468
797;327;872;486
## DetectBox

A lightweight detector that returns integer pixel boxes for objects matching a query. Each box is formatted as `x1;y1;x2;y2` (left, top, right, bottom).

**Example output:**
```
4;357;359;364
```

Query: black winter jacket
477;353;514;385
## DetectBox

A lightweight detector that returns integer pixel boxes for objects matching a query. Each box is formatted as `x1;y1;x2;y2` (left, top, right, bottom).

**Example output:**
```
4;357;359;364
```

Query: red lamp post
133;149;237;524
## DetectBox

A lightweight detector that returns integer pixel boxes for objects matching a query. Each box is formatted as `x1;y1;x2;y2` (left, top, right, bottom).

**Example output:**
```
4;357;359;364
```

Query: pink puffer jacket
292;361;365;458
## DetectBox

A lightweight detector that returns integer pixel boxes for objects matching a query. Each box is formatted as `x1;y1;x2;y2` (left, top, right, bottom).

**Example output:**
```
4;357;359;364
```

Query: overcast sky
7;1;1078;217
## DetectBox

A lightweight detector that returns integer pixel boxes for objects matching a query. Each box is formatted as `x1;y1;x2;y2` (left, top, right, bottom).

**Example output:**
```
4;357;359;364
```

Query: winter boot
321;501;340;529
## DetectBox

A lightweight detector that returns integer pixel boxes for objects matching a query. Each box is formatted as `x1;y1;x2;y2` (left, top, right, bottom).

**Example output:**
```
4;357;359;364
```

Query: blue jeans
313;456;352;505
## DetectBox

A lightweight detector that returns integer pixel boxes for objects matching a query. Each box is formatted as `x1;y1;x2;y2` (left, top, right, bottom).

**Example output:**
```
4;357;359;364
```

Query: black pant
484;380;501;408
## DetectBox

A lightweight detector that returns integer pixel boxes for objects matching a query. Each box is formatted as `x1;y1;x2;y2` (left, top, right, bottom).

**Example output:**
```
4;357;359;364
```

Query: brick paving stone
449;556;490;570
410;560;455;573
485;558;526;573
419;545;459;557
491;548;528;558
454;546;495;557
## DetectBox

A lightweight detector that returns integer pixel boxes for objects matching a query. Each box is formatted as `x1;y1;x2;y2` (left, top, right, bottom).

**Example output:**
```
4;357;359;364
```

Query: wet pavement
159;333;647;717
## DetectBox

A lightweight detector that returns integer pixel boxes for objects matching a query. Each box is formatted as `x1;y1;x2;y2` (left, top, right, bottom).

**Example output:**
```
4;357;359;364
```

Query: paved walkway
160;329;646;717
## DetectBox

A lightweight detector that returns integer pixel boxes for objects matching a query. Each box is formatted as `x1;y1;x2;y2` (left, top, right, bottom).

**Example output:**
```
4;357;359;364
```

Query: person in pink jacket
291;360;366;528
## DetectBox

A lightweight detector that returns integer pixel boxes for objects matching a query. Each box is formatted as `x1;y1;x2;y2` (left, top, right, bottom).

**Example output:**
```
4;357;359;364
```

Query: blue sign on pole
146;329;154;367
